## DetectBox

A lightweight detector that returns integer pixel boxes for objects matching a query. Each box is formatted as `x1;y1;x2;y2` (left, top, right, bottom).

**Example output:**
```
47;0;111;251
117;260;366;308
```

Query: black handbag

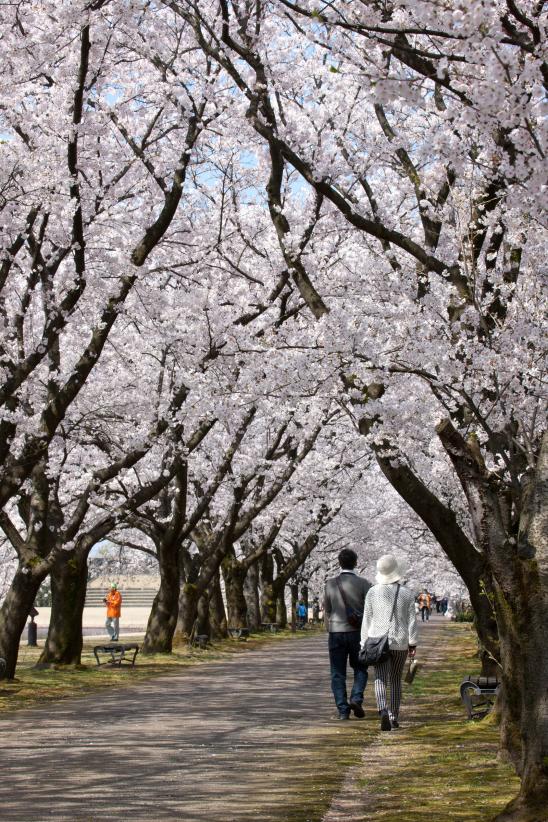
335;576;363;629
359;584;400;667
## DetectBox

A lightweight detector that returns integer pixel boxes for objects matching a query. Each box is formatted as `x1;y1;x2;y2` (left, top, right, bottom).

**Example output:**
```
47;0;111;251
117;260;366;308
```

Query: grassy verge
356;622;520;821
0;626;323;714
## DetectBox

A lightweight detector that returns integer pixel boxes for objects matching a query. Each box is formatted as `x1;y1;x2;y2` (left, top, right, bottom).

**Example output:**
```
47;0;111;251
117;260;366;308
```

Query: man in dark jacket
324;548;371;719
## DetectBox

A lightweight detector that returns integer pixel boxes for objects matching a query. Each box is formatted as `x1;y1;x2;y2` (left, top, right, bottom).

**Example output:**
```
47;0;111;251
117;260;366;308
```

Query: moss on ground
353;622;520;821
273;722;375;822
0;626;323;713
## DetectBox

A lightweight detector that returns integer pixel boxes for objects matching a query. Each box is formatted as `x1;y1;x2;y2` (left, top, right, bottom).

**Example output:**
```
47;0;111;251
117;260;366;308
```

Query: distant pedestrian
324;548;371;719
441;596;448;615
361;555;418;731
104;583;122;641
418;590;431;621
297;601;308;627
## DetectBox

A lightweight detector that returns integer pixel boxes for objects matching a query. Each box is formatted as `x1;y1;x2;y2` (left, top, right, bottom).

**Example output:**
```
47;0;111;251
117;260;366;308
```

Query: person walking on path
324;548;371;720
104;583;122;641
297;600;308;628
418;589;431;621
361;555;418;731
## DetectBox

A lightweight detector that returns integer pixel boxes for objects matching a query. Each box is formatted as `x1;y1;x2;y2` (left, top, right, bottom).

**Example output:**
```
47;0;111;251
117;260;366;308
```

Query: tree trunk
143;540;180;654
276;585;287;628
173;547;200;644
38;546;89;666
222;556;248;628
0;563;46;679
260;552;276;622
174;582;200;642
195;591;211;636
208;573;228;639
174;535;234;641
489;558;548;820
261;583;277;623
492;452;548;820
290;582;298;632
438;423;548;819
244;561;261;630
301;583;309;611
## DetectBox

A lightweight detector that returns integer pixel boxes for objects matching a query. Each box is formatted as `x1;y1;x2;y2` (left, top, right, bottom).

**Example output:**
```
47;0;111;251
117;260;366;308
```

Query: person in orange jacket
104;583;122;641
417;590;431;622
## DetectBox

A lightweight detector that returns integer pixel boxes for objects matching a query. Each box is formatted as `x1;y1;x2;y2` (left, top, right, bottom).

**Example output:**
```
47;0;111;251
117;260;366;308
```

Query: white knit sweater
360;583;419;651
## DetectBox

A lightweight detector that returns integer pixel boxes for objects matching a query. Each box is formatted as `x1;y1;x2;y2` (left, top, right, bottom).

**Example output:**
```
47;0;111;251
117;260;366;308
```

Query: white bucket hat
376;554;404;585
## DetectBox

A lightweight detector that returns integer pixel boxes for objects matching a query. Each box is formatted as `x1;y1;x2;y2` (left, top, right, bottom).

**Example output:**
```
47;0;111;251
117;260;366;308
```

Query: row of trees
0;2;545;818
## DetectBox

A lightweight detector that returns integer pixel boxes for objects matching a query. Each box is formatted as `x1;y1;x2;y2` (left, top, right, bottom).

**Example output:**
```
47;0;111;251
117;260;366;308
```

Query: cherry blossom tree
1;3;546;816
169;3;546;816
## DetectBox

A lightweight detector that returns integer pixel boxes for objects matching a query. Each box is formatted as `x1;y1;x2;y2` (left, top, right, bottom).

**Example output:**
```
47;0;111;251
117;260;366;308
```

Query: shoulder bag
358;584;400;667
335;576;363;630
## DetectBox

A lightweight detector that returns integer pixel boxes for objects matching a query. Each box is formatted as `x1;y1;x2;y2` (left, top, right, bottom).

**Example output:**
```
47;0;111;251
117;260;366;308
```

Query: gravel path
1;634;362;822
2;620;448;822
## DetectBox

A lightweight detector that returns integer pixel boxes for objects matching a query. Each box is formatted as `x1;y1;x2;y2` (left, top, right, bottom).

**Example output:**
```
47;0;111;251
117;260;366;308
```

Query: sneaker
391;719;400;729
337;712;350;720
380;709;391;731
349;701;365;719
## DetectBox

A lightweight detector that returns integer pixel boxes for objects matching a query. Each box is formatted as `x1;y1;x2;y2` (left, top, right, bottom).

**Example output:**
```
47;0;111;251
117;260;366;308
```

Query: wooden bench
228;627;249;640
190;634;209;650
460;674;500;719
261;622;280;633
93;643;139;667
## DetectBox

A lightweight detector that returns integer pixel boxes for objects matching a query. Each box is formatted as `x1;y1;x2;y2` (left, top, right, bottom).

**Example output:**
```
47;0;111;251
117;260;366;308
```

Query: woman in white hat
360;554;418;731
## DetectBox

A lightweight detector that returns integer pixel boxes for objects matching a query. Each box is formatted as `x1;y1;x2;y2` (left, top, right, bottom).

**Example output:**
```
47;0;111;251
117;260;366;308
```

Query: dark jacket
324;572;371;632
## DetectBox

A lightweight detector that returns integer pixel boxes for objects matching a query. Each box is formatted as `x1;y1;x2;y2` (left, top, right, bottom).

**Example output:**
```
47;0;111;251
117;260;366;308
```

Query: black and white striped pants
373;650;408;720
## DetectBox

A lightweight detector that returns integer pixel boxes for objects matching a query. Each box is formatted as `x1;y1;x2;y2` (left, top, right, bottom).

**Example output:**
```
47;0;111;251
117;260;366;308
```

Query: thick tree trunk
208;573;228;639
174;582;200;642
222;557;248;628
143;541;180;654
276;586;287;628
195;591;211;636
439;424;548;820
0;563;46;679
38;547;89;666
490;561;548;820
244;561;261;630
260;583;277;623
492;449;548;820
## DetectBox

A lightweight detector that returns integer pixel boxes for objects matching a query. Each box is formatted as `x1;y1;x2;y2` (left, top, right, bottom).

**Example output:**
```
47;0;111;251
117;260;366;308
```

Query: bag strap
335;576;353;612
388;584;400;624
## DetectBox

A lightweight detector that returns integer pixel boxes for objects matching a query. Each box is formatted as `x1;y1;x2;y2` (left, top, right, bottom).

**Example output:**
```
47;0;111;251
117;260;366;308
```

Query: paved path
1;634;364;822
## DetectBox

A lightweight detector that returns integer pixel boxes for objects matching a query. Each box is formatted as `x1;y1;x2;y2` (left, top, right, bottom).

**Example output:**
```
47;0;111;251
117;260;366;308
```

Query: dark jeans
420;606;430;621
328;631;368;715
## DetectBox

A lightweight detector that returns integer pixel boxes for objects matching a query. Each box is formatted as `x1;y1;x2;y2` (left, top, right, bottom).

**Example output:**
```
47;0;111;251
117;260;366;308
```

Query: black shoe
391;719;400;729
380;710;391;731
350;701;365;718
337;712;350;720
